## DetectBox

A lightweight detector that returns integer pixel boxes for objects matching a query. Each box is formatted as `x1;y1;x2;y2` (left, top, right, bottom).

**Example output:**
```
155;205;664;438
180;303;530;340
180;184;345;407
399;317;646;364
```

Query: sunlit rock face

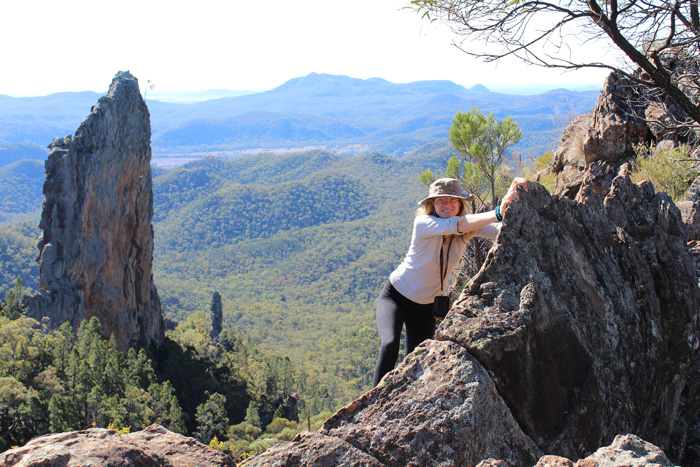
23;71;164;351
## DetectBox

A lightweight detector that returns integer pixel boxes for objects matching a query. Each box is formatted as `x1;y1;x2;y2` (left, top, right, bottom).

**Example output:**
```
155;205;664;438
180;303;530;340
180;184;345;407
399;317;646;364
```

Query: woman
372;176;527;386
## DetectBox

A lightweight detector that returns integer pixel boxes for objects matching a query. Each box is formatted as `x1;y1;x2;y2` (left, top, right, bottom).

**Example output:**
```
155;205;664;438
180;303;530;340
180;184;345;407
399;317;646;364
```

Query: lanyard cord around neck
439;236;454;297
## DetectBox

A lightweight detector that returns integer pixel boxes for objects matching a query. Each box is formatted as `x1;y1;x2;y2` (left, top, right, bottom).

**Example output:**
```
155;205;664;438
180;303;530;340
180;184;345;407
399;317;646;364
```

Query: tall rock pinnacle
24;71;164;350
209;289;223;343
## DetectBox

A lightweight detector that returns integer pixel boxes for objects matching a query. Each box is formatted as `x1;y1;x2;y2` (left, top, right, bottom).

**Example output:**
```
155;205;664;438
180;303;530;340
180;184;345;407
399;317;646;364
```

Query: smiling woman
371;176;527;386
433;196;461;218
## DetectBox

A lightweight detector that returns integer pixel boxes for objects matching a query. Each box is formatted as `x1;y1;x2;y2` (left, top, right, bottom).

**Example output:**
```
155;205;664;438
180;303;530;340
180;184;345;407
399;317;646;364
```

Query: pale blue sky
2;0;611;97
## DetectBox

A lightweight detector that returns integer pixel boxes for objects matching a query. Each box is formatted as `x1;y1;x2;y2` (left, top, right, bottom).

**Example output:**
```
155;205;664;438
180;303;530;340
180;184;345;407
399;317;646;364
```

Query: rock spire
23;71;164;351
209;289;223;342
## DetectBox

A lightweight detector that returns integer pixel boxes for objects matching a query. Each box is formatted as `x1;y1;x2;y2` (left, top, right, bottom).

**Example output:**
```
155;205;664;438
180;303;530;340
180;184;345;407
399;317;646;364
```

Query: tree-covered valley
151;148;443;400
0;142;453;459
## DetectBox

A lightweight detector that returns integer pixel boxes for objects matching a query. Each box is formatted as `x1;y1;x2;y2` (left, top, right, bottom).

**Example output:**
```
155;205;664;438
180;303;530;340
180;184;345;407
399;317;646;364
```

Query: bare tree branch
410;0;700;126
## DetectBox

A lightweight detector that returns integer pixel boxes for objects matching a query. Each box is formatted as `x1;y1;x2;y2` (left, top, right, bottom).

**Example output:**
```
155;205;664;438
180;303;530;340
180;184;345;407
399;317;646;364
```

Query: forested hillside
152;149;441;403
0;222;39;295
0;144;447;414
0;144;47;167
0;311;325;462
0;160;45;223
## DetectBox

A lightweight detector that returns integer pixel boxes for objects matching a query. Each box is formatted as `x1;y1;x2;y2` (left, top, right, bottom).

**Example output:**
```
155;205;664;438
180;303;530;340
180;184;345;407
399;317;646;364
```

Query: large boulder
581;72;650;164
574;434;677;466
0;424;234;467
246;340;542;467
441;179;698;459
535;434;677;466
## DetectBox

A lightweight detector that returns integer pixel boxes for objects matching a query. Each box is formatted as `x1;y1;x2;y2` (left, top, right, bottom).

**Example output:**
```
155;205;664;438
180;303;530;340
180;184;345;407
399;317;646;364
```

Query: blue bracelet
495;205;503;221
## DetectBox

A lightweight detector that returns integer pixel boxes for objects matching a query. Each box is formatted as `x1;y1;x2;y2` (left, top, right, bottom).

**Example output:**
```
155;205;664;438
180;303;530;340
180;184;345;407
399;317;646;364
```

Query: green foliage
631;143;700;201
196;392;229;444
265;416;297;434
418;168;436;187
151;150;438;414
0;160;45;224
155;171;371;253
244;402;262;429
448;106;522;208
0;221;40;296
530;150;554;173
0;312;311;454
1;276;25;319
519;150;556;193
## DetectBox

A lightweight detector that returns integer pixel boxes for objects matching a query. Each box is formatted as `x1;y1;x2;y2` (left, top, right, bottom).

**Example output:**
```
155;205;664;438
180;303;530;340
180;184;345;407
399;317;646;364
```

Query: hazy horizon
0;73;605;102
1;0;611;98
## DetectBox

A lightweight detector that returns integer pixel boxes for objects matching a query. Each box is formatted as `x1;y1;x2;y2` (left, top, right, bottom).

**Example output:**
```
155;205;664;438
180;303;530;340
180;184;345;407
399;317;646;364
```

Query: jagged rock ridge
0;426;673;467
23;71;164;351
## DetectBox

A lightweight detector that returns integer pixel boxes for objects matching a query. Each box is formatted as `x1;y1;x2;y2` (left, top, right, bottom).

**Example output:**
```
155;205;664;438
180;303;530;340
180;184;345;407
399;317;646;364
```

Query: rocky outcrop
550;73;647;200
22;71;164;351
2;425;670;467
0;424;234;467
535;434;677;466
546;65;700;465
243;175;698;466
443;179;698;460
550;64;699;202
251;340;543;467
274;393;300;423
580;73;651;164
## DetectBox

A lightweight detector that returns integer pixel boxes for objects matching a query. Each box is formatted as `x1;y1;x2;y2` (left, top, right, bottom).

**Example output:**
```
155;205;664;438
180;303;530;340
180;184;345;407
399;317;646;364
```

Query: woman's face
433;196;462;219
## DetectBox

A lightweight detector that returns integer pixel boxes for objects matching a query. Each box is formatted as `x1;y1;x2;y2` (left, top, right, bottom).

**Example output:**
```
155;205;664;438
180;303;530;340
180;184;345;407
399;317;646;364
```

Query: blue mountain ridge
0;72;600;158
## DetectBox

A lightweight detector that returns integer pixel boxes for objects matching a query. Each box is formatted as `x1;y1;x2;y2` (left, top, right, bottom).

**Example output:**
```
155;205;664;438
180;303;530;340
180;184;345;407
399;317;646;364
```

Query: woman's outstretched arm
456;177;528;234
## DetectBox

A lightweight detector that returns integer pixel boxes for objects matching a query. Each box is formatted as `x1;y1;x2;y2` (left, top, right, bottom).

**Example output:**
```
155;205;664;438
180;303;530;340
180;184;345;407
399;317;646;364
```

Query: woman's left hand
501;177;528;215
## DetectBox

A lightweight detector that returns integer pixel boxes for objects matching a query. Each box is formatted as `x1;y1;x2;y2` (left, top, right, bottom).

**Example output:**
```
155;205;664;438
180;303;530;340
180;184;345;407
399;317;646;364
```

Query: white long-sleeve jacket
389;214;500;305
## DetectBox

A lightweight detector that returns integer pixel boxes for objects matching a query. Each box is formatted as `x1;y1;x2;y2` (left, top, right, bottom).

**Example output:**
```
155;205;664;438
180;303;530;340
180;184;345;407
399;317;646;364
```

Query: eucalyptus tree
428;106;522;209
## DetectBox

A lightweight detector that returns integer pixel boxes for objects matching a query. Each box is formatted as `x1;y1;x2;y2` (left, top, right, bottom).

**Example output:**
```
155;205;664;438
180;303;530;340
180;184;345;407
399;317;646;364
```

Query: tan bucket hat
418;178;474;205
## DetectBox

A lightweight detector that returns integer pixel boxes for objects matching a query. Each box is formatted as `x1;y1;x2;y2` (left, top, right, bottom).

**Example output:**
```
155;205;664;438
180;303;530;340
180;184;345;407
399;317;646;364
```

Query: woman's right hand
501;177;528;215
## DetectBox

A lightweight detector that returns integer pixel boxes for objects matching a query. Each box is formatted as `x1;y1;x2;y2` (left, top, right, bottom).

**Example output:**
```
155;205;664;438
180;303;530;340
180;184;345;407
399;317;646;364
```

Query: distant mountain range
0;72;600;159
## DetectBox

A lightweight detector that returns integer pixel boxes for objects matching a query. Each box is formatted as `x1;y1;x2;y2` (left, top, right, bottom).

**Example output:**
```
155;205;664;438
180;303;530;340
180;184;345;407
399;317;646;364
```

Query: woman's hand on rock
501;177;528;215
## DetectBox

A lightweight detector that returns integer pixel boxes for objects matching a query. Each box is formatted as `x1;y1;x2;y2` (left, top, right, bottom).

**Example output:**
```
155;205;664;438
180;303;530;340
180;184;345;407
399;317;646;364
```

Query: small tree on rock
438;106;522;208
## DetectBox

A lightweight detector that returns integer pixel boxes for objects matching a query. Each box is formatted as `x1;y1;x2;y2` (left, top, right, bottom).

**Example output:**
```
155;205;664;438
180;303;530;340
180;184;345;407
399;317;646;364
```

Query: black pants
372;280;435;387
